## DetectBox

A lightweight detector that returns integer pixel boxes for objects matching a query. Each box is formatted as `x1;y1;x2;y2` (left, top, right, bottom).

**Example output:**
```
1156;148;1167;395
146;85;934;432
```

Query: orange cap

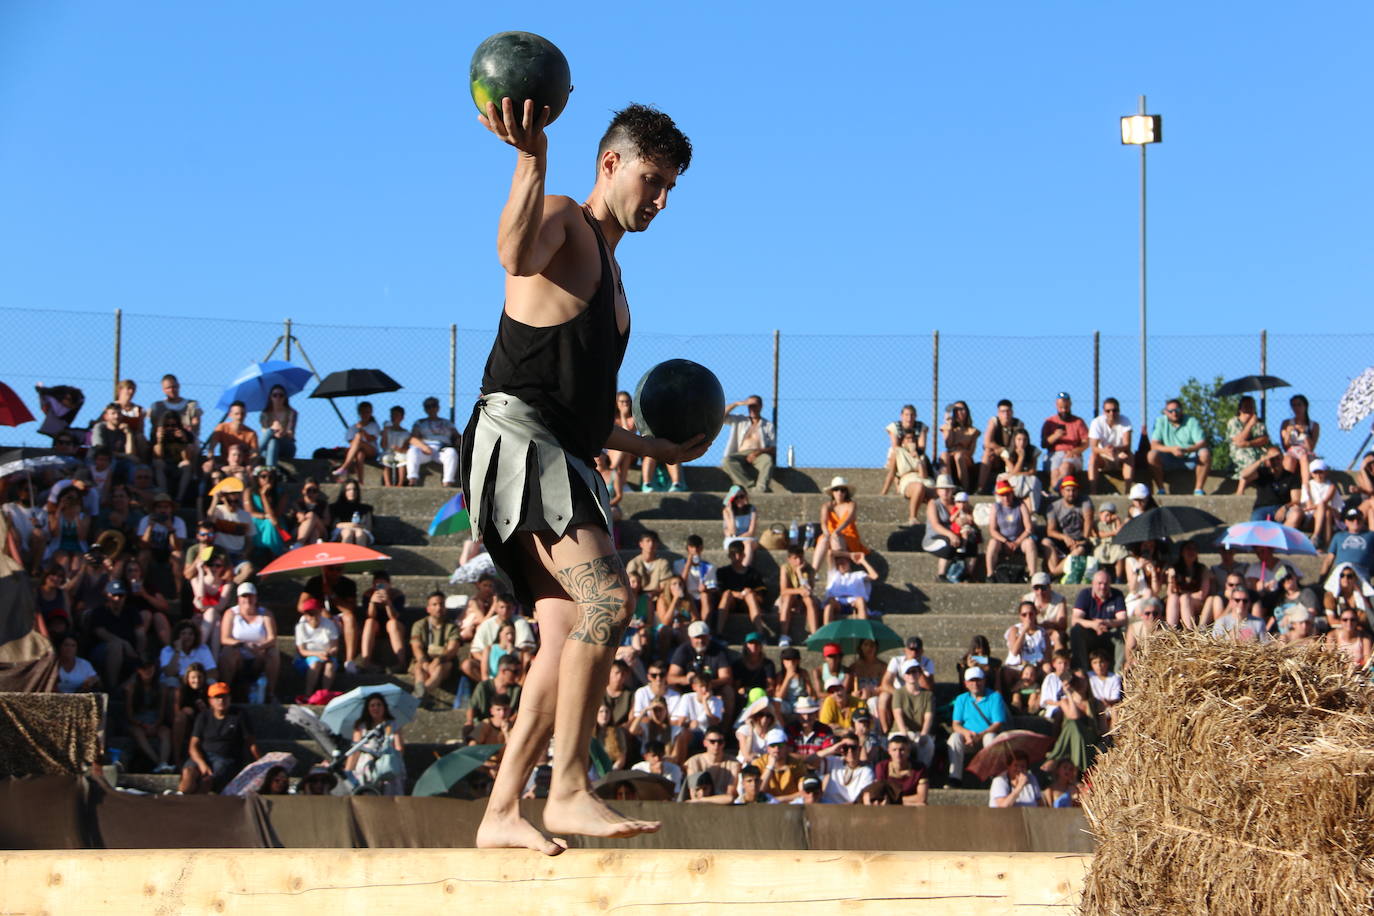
208;682;231;698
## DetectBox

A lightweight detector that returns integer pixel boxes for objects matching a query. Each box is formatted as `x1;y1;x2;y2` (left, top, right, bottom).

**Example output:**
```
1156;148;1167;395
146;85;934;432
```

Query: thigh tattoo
556;554;630;647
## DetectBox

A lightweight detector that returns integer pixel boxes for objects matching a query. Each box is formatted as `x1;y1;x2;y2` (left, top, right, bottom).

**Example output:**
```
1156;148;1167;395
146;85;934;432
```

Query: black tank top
479;206;630;461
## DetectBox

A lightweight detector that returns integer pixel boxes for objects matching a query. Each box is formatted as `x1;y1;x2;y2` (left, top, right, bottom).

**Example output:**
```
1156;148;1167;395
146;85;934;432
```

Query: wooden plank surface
0;848;1088;915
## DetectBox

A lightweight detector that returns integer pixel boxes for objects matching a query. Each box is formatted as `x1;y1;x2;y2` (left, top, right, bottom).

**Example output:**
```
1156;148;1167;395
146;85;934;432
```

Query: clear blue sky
2;2;1372;463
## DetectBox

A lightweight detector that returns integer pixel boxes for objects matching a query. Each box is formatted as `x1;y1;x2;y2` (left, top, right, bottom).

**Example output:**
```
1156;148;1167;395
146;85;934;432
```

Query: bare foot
542;789;661;839
476;810;568;856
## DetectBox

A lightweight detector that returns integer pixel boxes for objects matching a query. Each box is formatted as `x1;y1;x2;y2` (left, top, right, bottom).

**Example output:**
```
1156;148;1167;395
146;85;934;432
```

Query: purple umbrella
1222;520;1317;585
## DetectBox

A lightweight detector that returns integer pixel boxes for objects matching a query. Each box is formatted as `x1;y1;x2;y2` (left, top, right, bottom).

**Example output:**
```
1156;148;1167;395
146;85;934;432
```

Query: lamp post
1121;96;1162;440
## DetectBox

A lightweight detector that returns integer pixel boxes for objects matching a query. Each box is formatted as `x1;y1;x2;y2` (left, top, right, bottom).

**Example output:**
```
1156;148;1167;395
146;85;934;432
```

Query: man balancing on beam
462;97;699;854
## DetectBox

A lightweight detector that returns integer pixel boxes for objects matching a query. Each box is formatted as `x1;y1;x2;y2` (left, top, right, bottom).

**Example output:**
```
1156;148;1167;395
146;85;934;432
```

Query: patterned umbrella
221;751;296;796
1337;368;1374;431
966;730;1055;781
1222;520;1317;556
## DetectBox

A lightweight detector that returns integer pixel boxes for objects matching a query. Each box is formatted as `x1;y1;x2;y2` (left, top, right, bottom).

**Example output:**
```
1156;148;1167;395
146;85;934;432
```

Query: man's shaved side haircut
597;103;692;174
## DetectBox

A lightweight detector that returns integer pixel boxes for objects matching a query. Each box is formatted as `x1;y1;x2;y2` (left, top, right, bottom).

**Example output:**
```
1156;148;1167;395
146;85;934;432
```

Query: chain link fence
4;306;1372;473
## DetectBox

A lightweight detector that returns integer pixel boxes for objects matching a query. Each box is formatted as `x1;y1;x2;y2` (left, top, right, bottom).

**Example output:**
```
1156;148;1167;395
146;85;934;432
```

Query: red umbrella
0;383;35;427
258;542;390;577
966;729;1055;781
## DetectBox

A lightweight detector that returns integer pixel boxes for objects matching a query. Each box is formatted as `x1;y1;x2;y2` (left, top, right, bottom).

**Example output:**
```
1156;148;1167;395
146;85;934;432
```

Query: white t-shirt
821;758;875;804
471;614;536;654
1088;414;1133;450
1244;561;1296;589
885;653;935;689
1039;672;1066;718
1004;624;1048;667
1088;672;1122;704
295;616;341;655
826;569;871;602
631;759;684;794
673;557;717;600
159;644;216;678
1302;478;1345;513
632;685;682;718
211;505;254;553
138;514;188;549
57;657;99;693
989;771;1042;807
674;692;723;729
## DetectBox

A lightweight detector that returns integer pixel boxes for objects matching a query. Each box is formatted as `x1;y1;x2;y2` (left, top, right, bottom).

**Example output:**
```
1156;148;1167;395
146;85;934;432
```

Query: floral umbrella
1337;367;1374;431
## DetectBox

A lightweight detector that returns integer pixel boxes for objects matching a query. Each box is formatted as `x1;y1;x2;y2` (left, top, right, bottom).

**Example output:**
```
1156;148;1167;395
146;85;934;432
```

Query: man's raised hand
479;97;551;157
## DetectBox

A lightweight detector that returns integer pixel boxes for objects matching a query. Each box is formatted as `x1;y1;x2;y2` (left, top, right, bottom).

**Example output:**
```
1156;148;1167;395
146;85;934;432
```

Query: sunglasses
647;671;664;678
1341;572;1357;579
704;738;723;745
1142;611;1161;617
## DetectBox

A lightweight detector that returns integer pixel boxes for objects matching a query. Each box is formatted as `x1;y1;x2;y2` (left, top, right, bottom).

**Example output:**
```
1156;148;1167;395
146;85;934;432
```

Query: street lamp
1121;96;1162;440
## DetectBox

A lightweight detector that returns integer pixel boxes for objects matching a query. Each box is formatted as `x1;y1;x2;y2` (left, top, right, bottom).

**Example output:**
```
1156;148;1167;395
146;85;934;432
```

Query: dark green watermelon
470;31;572;126
633;360;726;448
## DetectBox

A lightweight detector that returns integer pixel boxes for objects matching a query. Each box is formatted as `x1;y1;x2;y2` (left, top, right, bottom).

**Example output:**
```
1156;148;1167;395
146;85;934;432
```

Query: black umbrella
591;769;676;801
310;369;402;399
1113;505;1227;546
1214;375;1290;398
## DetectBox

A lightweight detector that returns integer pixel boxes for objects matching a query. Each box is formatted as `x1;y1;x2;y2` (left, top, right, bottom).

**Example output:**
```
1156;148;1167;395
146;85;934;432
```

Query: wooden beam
0;848;1087;915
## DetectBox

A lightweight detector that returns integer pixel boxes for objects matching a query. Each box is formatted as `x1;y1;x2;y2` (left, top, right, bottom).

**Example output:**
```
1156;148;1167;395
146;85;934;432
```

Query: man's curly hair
597;103;692;175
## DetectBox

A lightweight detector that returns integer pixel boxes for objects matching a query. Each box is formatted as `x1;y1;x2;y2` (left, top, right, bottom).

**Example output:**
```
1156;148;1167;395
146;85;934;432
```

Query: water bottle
787;445;795;468
249;675;267;704
351;511;362;525
788;521;799;547
452;675;473;710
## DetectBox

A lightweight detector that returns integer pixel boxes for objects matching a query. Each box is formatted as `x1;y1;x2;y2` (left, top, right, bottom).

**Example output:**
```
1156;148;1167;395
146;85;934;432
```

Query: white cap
765;728;789;746
902;660;923;675
964;666;985;680
935;474;956;490
237;582;257;596
687;621;710;638
444;594;468;610
1129;483;1151;500
1310;459;1329;472
954;491;969;503
1031;571;1052;587
823;674;844;691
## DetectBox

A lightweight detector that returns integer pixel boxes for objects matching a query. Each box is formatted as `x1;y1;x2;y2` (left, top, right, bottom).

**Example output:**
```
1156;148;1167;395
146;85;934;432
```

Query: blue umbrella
1222;520;1317;556
319;684;420;737
215;361;314;412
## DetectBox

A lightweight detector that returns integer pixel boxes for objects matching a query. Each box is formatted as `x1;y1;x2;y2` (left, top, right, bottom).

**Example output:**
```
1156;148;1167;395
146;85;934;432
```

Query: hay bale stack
1080;631;1374;915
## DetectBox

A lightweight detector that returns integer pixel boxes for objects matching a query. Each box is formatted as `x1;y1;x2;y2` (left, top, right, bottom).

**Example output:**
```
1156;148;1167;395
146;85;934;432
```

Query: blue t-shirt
1331;532;1374;577
952;690;1009;731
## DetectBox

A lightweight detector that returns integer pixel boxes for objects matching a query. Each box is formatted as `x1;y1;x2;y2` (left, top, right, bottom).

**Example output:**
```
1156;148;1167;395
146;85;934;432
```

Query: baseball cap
905;635;924;651
964;666;985;681
237;582;257;597
995;481;1014;495
780;646;800;661
1060;475;1078;488
954;491;969;503
823;674;844;691
1346;507;1362;520
104;580;126;596
794;697;820;714
765;728;789;746
903;660;924;676
687;621;710;638
208;682;231;698
1031;571;1052;588
822;642;842;657
1056;391;1071;400
1100;502;1118;514
743;632;762;644
1129;483;1151;500
299;596;321;612
801;776;822;792
1311;459;1329;472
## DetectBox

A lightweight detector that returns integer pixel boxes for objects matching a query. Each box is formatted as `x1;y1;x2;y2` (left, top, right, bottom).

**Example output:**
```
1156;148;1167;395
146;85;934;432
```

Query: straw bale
1080;630;1374;916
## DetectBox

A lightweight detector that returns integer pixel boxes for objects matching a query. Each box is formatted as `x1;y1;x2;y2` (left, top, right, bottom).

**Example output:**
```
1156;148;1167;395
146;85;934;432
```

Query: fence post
113;308;122;398
1092;331;1100;415
1259;329;1268;422
931;330;940;431
771;330;780;434
285;319;293;361
449;324;458;423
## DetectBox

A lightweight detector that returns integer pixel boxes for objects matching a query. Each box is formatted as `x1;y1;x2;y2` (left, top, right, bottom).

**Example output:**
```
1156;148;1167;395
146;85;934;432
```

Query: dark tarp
0;775;93;848
91;781;274;848
259;795;362;848
0;691;100;776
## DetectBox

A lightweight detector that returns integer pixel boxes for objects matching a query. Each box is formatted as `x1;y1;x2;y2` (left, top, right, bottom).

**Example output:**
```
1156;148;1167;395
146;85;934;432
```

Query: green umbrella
411;744;501;797
804;619;904;655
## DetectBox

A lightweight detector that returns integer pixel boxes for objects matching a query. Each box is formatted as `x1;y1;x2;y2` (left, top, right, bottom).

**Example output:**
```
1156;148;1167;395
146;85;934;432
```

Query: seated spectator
977;400;1025;495
672;534;718;629
34;566;72;638
170;662;210;761
137;492;187;583
89;579;150;690
1148;398;1212;496
1124;597;1165;673
715;541;767;636
884;404;928;467
332;402;380;482
631;740;684;794
811;642;846;698
594;701;631;771
54;634;100;693
1282;608;1319;646
734;764;775;804
185;539;234;651
113;380;149;460
44;487;90;576
1001;601;1050;696
819;675;865;730
817;737;876;804
720;395;776;494
1279;394;1320;486
756;730;809;802
4;481;47;574
1042;476;1095;582
294;596;340;697
358;571;407;673
629;661;681;737
889;661;935;768
1324;563;1373;628
124;656;173;772
1211;585;1269;643
159;620;217;709
668;621;732;710
731;631;776;709
1087;398;1134;492
734;696;781;765
346;693;406;796
1243;545;1298;609
463;593;534;685
989;750;1043;808
813;477;867;572
218;583;279;700
721;486;759;568
1086;650;1122;733
1327;608;1372;673
406;397;460;487
847;636;886;706
1239;448;1300;524
1323;509;1374;582
1002;427;1045;512
1294;460;1343;549
471;693;514;779
1041;759;1083;808
151;411;196;501
986;481;1038;580
288;478;330;547
945;666;1008;788
203;401;260;473
1041;393;1089;489
775;546;819;644
938;401;978;491
1269;570;1315;635
785;696;834;757
633;696;677;757
1124;539;1165;614
330;478;375;546
606;391;639;506
1043;672;1101;774
178;682;260;794
1092;501;1130;581
1070;570;1128;672
625;531;673;606
1227;396;1270;494
258;385;298;469
822;552;878;624
603;659;635;726
1038;650;1072;724
673;672;724;758
1166;539;1213;629
206;483;253;580
873;733;928;805
467;654;523;728
1025;571;1071;636
148;374;202;465
90;402;136;476
683;726;741;804
880;428;931;525
245;469;287;559
772;645;814;715
922;477;965;581
378;405;410;487
120;556;172;649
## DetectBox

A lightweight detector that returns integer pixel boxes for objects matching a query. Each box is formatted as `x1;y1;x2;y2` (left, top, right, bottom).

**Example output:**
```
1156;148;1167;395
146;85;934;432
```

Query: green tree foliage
1176;375;1239;474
